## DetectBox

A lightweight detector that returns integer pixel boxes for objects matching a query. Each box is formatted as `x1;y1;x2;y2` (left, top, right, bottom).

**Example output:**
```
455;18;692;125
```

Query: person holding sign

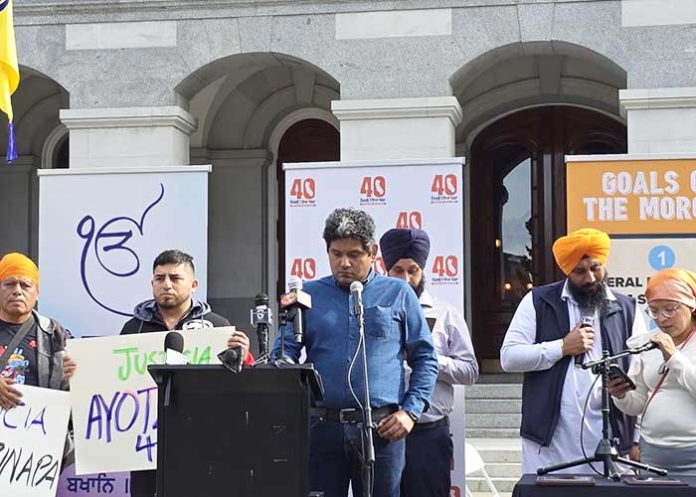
120;249;254;497
501;228;646;473
379;227;478;497
272;208;438;497
610;268;696;473
0;252;77;462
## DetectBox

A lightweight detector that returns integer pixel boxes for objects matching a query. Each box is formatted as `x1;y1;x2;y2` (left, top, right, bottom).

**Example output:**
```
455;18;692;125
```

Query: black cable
580;372;604;477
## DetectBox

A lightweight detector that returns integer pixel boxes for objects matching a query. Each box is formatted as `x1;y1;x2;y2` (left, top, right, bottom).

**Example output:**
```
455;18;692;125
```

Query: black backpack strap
0;314;35;371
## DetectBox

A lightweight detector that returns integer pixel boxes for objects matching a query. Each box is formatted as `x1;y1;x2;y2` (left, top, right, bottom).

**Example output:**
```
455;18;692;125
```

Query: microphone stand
272;308;296;367
537;349;667;479
355;305;375;497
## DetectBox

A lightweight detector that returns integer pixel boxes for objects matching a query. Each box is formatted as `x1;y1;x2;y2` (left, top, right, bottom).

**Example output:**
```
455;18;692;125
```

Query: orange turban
552;228;611;275
0;252;40;285
646;268;696;309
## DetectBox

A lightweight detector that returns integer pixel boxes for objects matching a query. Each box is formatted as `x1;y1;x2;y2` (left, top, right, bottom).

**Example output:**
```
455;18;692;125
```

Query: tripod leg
615;457;668;476
537;455;598;475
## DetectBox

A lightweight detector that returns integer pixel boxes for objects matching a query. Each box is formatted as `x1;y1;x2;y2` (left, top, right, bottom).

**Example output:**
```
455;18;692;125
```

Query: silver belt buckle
339;408;358;424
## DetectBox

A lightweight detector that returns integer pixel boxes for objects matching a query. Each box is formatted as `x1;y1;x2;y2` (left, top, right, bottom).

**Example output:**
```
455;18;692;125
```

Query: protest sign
66;328;231;474
0;385;71;497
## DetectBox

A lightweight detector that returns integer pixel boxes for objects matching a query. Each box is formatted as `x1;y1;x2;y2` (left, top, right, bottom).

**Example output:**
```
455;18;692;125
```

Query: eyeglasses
646;303;682;320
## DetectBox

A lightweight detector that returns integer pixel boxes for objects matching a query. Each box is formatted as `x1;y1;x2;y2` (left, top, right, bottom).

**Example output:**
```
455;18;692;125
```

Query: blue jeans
309;420;405;497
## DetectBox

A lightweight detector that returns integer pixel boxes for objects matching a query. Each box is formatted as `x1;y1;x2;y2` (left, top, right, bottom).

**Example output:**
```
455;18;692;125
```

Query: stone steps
466;398;522;414
467;413;521;428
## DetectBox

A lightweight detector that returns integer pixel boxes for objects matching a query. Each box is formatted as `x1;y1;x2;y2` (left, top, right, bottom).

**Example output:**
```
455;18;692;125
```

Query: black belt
411;416;449;432
313;405;399;425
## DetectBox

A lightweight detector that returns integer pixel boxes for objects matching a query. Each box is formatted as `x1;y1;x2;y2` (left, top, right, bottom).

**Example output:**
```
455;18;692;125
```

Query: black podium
148;364;323;497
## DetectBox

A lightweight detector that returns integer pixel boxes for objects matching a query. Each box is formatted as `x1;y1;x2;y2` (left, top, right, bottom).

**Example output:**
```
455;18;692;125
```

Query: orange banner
566;158;696;235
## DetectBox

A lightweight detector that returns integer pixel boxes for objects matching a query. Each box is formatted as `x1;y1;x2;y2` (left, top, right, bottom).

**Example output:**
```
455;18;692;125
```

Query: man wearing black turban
379;228;479;497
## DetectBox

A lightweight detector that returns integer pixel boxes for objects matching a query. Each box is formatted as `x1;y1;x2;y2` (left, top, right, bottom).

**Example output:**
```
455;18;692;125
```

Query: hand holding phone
608;363;636;391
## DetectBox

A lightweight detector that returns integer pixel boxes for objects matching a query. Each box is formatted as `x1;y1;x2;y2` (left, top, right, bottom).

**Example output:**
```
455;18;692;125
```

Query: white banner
283;158;467;495
37;166;211;338
0;385;71;497
284;158;464;310
66;329;231;475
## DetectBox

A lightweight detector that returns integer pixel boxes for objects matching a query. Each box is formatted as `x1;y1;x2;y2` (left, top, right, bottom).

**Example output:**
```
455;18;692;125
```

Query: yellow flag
0;0;19;162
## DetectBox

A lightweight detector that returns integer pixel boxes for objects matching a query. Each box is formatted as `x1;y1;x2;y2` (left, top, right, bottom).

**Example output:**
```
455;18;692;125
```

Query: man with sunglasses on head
501;228;647;474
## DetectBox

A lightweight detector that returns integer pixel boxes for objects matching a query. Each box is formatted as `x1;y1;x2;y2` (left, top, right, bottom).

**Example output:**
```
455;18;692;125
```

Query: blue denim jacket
272;271;438;417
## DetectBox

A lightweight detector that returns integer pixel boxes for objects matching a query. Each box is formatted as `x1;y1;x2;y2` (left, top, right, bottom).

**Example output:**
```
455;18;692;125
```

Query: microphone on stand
575;314;595;368
251;292;272;363
350;281;364;318
163;331;186;407
281;277;312;344
164;331;187;365
629;341;659;354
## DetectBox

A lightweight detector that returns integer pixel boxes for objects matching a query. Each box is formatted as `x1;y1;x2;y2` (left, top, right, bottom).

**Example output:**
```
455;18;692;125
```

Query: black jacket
120;299;230;334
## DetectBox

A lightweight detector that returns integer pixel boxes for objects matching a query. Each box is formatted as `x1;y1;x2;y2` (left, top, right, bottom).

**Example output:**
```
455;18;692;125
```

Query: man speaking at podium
272;208;438;497
500;228;645;473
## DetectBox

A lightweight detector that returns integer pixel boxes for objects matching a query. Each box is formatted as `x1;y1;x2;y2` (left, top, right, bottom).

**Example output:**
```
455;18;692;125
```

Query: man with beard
501;228;646;473
121;249;254;497
379;228;478;497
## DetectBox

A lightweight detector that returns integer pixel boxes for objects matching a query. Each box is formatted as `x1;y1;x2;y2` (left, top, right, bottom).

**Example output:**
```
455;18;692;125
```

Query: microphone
251;293;272;361
218;346;244;373
575;314;594;368
163;331;186;408
626;329;660;349
350;281;364;318
164;331;187;365
630;341;659;354
281;277;312;344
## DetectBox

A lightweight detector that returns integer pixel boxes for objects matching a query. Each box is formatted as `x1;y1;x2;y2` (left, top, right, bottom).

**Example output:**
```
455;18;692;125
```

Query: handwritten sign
567;157;696;234
0;385;71;497
66;329;232;474
37;166;211;337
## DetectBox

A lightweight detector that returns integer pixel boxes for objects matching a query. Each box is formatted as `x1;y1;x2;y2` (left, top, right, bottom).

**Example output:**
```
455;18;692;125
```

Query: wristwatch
405;411;419;423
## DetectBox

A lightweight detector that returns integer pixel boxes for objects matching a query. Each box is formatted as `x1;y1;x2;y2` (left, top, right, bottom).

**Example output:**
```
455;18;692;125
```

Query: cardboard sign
0;385;71;497
66;329;232;474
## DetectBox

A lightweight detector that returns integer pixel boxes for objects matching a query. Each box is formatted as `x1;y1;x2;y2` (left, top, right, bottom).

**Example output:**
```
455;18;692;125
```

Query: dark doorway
470;106;627;369
276;119;340;296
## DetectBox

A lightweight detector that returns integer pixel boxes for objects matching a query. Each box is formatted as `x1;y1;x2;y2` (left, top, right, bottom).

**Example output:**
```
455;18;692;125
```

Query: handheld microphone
281;277;312;344
350;281;364;318
164;331;187;365
575;314;594;368
251;292;272;361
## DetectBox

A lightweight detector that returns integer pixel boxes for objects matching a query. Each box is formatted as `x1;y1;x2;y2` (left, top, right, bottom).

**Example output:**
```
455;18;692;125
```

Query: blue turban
379;228;431;271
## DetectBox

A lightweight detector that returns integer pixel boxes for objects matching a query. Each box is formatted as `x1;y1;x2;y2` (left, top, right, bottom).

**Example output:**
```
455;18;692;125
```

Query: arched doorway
470;106;627;369
0;67;68;258
276;118;340;295
175;52;340;330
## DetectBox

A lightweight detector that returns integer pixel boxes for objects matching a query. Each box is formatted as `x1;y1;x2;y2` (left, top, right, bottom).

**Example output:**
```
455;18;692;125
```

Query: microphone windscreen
350;281;364;293
255;292;269;306
288;277;303;291
626;329;659;348
164;331;184;353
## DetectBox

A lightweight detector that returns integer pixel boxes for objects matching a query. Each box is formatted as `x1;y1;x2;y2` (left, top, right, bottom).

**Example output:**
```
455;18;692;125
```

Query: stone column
332;97;463;160
60;106;197;168
620;88;696;153
191;148;272;345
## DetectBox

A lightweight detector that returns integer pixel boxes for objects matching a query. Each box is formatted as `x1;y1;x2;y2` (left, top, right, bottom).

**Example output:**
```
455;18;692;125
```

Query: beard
410;277;426;298
568;277;609;316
